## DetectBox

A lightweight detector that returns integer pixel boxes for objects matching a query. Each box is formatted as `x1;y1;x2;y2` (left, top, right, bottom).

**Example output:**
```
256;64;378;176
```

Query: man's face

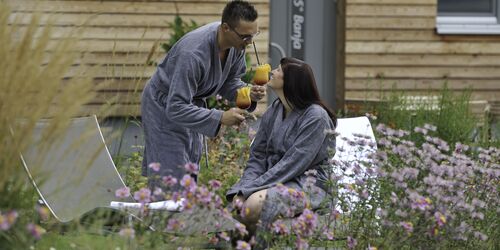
226;20;259;51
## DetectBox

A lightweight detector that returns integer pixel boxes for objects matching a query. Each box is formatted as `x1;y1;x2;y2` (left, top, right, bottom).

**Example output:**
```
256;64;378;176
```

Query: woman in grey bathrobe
226;57;337;246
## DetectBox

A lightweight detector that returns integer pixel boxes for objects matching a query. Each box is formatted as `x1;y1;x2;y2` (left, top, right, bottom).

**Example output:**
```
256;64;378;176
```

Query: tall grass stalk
0;4;107;247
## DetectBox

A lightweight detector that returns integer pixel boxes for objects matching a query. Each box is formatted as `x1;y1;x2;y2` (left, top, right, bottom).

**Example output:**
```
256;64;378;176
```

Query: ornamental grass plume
0;3;98;191
0;3;106;247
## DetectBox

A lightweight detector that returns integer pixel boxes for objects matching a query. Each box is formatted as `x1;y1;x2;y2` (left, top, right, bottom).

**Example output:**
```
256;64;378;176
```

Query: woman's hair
221;0;258;28
280;57;337;126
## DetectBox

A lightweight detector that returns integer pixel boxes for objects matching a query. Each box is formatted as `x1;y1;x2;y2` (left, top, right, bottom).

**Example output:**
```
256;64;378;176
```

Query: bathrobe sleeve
165;53;224;137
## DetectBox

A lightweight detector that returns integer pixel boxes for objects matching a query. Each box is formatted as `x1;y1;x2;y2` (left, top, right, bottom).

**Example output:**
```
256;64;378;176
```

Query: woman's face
267;64;284;90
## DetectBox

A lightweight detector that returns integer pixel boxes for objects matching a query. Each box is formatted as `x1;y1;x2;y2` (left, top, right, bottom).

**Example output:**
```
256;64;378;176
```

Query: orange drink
253;64;271;86
236;86;251;109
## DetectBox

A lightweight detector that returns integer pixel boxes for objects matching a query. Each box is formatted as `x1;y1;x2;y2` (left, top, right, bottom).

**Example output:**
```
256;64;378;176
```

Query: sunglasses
229;25;260;42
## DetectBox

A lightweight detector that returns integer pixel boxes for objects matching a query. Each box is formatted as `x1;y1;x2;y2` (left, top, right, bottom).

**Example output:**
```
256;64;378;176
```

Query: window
436;0;500;34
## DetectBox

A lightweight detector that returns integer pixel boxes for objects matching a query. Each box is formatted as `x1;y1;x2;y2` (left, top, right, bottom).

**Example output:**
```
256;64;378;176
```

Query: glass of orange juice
253;64;271;86
236;86;251;109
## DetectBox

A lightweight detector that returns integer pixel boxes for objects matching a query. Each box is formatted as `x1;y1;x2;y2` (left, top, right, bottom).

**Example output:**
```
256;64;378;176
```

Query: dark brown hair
221;0;258;28
280;57;337;126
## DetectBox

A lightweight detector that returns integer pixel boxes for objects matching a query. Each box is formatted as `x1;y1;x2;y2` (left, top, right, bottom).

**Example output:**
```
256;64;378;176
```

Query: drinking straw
253;41;260;65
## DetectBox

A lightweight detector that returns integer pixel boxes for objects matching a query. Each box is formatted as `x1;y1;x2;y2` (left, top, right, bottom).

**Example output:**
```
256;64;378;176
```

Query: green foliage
115;150;148;193
374;85;483;146
198;123;254;202
160;15;199;53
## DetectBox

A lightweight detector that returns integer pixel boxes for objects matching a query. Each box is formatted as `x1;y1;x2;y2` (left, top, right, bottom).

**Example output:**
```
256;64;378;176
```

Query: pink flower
115;187;131;199
162;175;178;187
235;222;248;236
196;186;212;205
434;212;447;227
272;220;290;235
180;175;197;192
166;218;184;231
236;240;251;250
153;187;163;197
0;211;18;231
26;223;46;240
347;236;357;249
208;180;222;190
148;162;161;172
134;188;151;203
295;237;309;250
184;162;199;174
323;230;334;240
218;232;230;241
411;197;432;211
118;227;135;239
399;221;413;234
37;206;50;221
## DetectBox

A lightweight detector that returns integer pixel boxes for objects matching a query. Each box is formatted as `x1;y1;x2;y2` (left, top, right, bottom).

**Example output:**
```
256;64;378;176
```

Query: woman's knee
241;189;267;223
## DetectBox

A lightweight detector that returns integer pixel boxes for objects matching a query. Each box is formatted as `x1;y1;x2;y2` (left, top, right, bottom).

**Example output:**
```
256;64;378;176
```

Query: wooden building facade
345;0;500;117
4;0;269;117
4;0;500;118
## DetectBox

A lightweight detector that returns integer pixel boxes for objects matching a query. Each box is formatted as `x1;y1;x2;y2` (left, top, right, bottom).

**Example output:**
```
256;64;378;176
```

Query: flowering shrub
228;120;499;249
371;123;499;249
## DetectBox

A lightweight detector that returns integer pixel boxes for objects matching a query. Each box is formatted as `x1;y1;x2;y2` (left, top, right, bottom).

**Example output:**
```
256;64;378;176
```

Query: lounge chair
20;115;237;235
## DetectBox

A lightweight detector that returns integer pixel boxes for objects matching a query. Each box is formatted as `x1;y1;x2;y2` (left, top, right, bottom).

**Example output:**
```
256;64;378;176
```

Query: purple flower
115;186;131;199
236;240;251;250
153;187;163;197
411;197;432;211
454;142;469;153
134;188;151;203
118;227;135;239
166;218;184;231
196;186;212;205
26;223;46;240
218;232;230;241
208;180;222;190
0;211;18;230
399;221;413;234
162;175;178;187
434;212;447;227
414;126;428;135
235;222;248;236
423;123;437;131
295;237;309;250
37;206;50;221
148;162;161;172
184;162;199;174
347;236;357;249
323;230;334;240
474;231;488;241
272;220;290;235
180;175;197;191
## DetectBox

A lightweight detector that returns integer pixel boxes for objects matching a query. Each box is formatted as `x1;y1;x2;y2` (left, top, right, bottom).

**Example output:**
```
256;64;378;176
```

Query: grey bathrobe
141;22;255;190
227;100;336;229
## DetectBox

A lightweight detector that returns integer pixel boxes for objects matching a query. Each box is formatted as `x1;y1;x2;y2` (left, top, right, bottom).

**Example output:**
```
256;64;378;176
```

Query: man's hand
221;108;246;126
250;85;266;102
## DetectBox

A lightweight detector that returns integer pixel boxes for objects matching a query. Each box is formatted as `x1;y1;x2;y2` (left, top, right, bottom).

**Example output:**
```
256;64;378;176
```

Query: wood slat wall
5;0;269;117
345;0;500;107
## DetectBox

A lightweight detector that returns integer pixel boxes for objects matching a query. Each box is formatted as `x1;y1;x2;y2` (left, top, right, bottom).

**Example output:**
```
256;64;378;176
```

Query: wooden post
335;0;346;113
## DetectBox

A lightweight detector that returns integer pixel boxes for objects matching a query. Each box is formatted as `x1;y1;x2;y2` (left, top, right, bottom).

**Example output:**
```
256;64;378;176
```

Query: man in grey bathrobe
141;0;266;191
